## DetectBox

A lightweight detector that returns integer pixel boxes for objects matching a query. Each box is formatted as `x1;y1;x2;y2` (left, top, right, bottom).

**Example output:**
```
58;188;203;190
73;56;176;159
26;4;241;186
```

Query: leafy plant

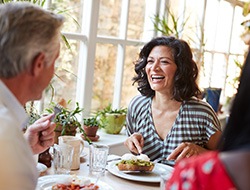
227;59;243;91
152;7;190;39
46;101;82;135
46;101;92;144
97;104;127;116
83;116;100;127
96;104;127;134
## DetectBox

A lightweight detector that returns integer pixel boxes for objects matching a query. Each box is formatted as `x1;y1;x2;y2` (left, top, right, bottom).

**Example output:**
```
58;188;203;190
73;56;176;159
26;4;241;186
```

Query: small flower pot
83;125;98;137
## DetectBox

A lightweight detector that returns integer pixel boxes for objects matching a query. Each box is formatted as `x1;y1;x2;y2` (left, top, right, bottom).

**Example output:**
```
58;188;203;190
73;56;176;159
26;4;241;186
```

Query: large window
39;0;248;117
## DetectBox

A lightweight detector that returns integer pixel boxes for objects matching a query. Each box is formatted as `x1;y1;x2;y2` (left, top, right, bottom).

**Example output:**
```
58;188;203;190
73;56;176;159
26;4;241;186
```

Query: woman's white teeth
152;75;164;79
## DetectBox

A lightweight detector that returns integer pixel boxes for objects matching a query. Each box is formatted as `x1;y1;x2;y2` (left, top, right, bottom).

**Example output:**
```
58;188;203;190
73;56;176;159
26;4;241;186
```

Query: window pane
230;6;248;54
214;1;233;52
183;0;205;48
200;52;213;88
225;55;244;97
209;53;227;88
92;43;117;110
52;0;83;33
204;0;220;50
98;0;122;37
121;46;141;107
43;40;80;110
127;1;146;40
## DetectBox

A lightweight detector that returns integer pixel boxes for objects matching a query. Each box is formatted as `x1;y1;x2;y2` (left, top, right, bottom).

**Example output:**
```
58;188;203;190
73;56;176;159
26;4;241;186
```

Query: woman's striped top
126;95;221;161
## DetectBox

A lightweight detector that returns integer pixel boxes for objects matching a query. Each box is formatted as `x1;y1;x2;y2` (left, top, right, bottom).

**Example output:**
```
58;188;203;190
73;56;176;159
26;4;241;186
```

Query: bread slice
117;163;154;171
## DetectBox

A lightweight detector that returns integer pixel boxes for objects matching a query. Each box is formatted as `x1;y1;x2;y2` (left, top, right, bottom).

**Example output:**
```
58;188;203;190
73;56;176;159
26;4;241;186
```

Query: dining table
37;146;174;190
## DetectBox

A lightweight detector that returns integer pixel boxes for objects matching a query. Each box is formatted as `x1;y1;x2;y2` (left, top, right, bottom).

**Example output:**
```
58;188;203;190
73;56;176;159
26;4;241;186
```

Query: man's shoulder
0;106;19;136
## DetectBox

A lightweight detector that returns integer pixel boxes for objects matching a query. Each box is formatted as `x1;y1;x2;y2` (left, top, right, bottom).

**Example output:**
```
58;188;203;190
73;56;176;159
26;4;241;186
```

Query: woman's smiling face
145;45;177;94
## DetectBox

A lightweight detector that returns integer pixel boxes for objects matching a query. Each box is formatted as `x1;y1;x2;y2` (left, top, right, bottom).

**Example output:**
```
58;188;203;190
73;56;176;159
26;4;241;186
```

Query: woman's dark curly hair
133;36;201;101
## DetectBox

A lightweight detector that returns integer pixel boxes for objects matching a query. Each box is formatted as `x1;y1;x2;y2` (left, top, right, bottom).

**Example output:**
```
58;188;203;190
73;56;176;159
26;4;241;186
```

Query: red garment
166;151;237;190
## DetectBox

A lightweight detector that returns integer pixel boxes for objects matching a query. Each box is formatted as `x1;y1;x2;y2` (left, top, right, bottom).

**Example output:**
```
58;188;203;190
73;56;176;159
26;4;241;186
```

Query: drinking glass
89;144;109;176
51;144;74;174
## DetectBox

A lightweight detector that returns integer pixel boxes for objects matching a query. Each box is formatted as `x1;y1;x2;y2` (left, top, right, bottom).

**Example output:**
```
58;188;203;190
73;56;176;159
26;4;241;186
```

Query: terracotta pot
54;125;77;144
83;125;98;137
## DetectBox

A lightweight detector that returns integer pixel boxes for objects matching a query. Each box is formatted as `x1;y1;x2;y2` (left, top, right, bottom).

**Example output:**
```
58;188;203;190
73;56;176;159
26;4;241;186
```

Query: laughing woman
124;36;222;163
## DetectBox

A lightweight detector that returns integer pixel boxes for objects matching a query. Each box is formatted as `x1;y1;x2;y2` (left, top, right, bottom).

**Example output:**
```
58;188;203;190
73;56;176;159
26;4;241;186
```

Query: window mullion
112;0;130;109
76;0;100;117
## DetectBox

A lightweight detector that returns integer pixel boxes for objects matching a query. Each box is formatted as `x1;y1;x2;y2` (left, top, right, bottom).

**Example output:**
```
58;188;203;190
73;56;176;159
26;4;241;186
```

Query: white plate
107;161;174;183
36;175;114;190
36;163;47;174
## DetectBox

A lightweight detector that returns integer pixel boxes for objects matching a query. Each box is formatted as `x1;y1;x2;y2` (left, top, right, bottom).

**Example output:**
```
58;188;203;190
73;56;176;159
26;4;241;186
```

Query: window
39;0;248;117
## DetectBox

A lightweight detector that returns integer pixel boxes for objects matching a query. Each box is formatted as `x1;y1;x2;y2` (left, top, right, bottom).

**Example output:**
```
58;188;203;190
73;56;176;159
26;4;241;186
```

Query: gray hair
0;2;64;78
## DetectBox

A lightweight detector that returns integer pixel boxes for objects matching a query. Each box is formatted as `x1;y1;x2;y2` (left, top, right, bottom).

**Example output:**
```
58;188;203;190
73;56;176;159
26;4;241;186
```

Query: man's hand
167;142;207;162
24;114;56;154
124;132;144;154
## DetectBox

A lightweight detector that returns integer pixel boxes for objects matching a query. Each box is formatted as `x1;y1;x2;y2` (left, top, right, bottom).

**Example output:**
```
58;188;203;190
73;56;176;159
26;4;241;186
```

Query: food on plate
51;175;99;190
116;153;155;172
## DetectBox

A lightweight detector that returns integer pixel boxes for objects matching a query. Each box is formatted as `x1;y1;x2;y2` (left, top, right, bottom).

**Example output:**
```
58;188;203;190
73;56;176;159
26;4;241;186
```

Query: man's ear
30;52;46;76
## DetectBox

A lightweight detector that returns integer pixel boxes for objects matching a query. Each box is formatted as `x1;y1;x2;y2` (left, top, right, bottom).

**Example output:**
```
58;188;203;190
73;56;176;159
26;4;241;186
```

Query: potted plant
46;101;91;144
82;116;100;142
97;104;127;134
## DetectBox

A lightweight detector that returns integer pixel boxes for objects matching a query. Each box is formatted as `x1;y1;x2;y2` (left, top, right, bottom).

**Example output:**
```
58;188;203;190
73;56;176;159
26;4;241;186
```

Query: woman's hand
167;142;207;162
124;132;144;154
24;114;56;154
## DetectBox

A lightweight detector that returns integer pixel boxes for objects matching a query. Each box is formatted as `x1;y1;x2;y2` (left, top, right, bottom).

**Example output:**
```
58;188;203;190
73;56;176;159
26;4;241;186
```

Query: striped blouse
126;95;221;161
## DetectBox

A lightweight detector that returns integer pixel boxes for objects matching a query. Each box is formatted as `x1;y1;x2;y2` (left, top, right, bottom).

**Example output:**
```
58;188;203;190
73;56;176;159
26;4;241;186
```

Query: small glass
89;144;109;176
51;144;74;174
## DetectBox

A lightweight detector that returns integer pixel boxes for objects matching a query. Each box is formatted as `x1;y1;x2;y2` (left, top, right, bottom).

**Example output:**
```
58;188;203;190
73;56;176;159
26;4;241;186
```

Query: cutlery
161;160;175;167
120;170;152;174
50;104;62;121
153;158;175;167
107;157;121;162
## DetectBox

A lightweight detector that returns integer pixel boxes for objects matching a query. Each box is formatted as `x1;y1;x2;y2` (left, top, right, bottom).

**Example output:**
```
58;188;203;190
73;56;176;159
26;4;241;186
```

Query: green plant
83;116;100;127
152;6;190;39
227;59;244;92
82;115;99;139
24;102;41;131
97;104;127;116
46;101;92;144
97;104;127;134
46;101;82;134
241;2;250;45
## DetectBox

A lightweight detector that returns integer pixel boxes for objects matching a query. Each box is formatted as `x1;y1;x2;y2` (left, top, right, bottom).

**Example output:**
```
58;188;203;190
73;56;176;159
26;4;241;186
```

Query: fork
50;104;62;121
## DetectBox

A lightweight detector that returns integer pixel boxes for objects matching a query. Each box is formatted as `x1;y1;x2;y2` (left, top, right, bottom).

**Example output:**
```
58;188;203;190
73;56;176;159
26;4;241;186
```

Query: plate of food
36;174;114;190
106;153;174;183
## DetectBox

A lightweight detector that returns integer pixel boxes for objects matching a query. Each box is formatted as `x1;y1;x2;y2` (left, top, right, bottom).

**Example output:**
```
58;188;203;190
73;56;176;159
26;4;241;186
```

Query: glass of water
89;144;109;176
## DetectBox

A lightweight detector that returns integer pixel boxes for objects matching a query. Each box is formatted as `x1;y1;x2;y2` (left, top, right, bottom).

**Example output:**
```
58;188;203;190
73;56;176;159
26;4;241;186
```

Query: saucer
81;134;100;142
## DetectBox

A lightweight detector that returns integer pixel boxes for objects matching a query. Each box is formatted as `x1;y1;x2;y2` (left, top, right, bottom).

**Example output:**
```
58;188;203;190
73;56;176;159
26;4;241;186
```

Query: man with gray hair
0;2;64;189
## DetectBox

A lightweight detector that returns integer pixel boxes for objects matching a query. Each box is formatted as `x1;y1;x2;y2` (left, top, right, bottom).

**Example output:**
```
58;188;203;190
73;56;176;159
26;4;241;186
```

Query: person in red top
166;51;250;190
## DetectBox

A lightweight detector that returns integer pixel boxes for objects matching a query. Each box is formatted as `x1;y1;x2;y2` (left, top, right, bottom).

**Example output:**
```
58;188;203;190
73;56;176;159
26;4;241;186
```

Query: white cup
58;136;84;170
51;144;74;174
89;144;109;176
